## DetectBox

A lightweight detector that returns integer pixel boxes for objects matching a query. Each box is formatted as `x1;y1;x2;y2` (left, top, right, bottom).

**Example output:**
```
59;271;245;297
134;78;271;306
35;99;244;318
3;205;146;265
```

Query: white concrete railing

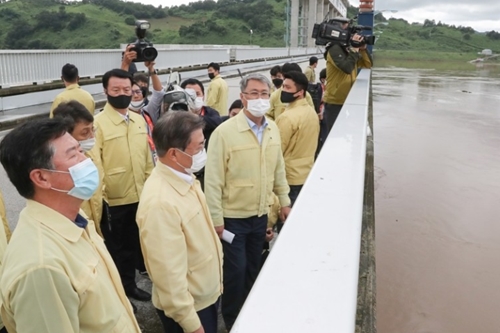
233;69;372;333
0;48;229;88
0;47;321;88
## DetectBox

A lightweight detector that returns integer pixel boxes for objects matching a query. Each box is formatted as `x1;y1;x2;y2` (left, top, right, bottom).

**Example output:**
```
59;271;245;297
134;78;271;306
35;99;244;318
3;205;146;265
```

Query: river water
373;62;500;333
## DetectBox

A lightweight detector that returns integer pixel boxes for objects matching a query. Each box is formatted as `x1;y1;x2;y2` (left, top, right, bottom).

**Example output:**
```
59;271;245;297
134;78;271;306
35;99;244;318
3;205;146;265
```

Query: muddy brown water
374;62;500;333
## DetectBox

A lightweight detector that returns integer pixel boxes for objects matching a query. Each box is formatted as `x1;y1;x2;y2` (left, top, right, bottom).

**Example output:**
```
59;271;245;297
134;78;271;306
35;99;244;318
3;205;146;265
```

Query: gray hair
239;73;272;92
153;111;205;158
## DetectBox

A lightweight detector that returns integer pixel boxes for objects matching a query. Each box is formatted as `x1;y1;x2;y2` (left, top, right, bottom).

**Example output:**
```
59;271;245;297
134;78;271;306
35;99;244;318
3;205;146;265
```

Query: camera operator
323;20;372;133
121;44;165;125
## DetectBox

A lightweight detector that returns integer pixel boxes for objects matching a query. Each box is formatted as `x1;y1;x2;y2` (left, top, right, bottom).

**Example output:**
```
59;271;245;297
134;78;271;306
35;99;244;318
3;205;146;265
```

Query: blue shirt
244;115;268;145
74;214;89;229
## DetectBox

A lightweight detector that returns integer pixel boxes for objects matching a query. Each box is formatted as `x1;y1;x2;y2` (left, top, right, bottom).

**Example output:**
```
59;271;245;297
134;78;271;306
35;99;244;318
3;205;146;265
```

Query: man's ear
30;169;53;191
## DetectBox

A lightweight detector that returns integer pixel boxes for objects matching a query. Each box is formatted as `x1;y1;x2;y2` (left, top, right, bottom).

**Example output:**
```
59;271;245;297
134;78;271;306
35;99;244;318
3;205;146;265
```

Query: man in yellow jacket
92;68;154;302
205;73;291;331
266;62;316;120
0;118;140;333
276;71;320;205
137;112;223;333
206;62;229;116
49;63;95;117
323;20;372;132
52;100;106;236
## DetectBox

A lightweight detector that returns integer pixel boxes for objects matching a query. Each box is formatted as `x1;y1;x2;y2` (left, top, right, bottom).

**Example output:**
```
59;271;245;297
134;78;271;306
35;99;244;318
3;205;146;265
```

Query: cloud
373;1;500;31
136;0;500;31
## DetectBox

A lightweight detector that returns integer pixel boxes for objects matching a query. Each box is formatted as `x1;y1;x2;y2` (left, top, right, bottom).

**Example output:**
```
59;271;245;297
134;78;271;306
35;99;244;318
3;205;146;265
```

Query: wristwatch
149;69;158;75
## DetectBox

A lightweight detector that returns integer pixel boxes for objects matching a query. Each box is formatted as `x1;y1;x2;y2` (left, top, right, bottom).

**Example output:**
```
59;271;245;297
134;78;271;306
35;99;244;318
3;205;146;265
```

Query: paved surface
0;59;324;332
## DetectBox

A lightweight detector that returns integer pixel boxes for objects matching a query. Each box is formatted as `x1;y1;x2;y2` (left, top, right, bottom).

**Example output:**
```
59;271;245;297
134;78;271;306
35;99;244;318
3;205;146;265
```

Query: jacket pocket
227;180;257;211
105;167;128;199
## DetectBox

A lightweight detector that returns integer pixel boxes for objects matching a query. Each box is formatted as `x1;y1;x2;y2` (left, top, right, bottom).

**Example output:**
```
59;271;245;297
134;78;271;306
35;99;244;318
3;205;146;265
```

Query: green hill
1;0;500;58
0;0;288;49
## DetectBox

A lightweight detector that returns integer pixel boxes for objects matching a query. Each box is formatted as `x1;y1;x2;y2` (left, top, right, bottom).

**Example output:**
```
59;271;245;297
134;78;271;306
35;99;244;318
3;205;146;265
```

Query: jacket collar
235;109;259;133
102;103;135;126
288;98;309;109
156;162;195;196
66;83;80;90
24;200;85;243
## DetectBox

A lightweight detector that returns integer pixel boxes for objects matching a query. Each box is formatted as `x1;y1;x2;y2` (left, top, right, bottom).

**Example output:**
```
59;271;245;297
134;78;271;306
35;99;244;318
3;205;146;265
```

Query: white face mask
79;138;96;153
176;148;207;174
194;97;204;111
246;98;270;117
129;100;145;112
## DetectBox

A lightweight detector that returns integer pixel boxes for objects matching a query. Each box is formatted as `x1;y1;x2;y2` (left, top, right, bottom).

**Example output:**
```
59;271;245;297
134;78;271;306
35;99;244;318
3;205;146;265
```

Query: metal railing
0;47;321;88
232;69;373;333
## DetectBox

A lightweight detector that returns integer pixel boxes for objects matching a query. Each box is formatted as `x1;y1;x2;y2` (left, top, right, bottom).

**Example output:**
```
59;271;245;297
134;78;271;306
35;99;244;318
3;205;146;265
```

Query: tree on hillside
486;30;500;40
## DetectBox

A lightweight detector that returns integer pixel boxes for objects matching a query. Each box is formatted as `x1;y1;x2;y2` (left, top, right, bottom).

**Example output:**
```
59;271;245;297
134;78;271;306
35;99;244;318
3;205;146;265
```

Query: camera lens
143;47;158;61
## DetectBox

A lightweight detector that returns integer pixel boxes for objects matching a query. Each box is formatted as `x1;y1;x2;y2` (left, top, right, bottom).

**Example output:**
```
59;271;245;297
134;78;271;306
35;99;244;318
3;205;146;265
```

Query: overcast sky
133;0;500;32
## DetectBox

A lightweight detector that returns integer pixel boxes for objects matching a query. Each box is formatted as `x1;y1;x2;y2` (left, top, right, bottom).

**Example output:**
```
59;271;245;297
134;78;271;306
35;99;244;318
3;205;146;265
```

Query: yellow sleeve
205;80;219;109
49;96;62;118
89;99;96;115
145;147;154;179
138;203;201;332
6;267;79;332
358;49;373;69
204;130;227;227
0;192;11;242
266;90;279;120
305;92;314;108
275;115;292;154
271;129;290;207
305;68;313;82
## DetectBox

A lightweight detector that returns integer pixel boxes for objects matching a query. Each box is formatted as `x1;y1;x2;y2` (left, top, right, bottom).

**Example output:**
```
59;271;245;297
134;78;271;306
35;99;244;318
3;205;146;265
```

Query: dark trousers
324;103;343;133
315;118;329;158
289;184;303;207
104;203;141;292
0;327;7;333
156;301;218;333
222;215;267;330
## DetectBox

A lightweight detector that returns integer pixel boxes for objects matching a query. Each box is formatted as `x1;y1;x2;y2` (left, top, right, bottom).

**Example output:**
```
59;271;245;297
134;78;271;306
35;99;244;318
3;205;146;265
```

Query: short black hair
270;65;282;76
133;73;149;85
180;78;205;95
320;68;327;80
309;56;319;65
207;62;220;71
282;62;302;74
0;118;68;199
102;68;133;89
52;101;94;134
229;99;243;111
153;111;205;158
284;71;309;95
62;63;79;83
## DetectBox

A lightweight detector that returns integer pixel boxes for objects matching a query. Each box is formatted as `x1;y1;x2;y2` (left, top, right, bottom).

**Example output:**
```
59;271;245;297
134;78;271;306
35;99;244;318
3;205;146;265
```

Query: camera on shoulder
130;20;158;62
311;16;376;47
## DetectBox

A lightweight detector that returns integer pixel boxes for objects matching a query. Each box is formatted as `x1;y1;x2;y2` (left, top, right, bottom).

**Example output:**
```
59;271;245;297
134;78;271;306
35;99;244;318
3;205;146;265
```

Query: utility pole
285;0;291;55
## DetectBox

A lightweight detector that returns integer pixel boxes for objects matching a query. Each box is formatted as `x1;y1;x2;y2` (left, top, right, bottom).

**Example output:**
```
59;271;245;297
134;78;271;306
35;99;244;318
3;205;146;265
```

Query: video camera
311;16;375;47
130;20;158;62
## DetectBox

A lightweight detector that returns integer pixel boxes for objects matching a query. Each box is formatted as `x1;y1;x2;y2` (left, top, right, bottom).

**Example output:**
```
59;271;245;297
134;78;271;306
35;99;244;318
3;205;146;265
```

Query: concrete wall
291;0;349;47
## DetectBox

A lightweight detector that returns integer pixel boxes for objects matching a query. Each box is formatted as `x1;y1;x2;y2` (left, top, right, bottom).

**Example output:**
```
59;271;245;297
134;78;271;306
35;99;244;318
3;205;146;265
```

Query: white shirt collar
166;166;194;184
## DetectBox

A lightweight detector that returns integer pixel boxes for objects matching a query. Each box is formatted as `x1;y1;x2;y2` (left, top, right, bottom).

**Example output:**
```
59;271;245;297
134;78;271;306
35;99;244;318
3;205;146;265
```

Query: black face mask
280;90;298;104
208;73;215;80
107;94;132;109
272;78;283;88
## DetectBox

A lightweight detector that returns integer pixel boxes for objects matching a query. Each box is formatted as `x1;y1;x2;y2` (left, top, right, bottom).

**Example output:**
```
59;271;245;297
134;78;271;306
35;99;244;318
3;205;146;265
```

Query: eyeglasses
132;89;143;95
242;91;270;99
